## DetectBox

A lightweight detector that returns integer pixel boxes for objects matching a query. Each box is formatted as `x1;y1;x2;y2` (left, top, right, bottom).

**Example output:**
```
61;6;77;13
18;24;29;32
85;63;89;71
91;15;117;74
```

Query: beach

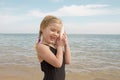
0;65;120;80
0;64;120;80
0;34;120;80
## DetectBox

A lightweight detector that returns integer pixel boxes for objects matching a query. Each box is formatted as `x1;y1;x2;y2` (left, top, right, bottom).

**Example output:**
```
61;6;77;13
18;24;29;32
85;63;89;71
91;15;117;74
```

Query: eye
57;31;60;34
51;29;55;32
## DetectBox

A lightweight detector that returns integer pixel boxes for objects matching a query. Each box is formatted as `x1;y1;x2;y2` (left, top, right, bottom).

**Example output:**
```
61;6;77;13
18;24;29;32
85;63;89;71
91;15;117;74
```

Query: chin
50;41;56;44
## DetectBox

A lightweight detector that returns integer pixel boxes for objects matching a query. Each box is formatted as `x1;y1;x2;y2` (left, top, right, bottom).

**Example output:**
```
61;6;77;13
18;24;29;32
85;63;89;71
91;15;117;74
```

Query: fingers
56;35;64;47
62;32;67;40
57;31;68;47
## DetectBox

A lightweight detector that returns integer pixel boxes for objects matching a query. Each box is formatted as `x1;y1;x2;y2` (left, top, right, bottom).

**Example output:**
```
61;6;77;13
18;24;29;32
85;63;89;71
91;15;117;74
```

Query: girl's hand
56;34;65;47
62;32;68;46
56;32;68;47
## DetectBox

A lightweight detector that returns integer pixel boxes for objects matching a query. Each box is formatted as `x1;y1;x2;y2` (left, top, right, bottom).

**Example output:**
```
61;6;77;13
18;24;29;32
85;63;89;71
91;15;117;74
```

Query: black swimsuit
40;45;65;80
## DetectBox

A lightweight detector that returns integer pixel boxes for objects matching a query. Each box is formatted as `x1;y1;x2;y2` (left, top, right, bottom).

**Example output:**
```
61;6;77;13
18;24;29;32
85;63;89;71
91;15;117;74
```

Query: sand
0;64;120;80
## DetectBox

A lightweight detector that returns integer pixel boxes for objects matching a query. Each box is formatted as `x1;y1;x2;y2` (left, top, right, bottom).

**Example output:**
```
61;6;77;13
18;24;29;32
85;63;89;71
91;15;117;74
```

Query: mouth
50;36;57;42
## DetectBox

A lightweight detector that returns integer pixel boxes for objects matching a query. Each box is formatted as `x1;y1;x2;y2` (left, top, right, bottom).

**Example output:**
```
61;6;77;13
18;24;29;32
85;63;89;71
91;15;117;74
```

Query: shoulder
36;43;50;62
37;43;49;52
36;43;51;58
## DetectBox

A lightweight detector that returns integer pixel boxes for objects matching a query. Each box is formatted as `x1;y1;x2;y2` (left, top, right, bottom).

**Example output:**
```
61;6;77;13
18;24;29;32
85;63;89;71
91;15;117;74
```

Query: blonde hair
35;15;62;50
38;15;62;42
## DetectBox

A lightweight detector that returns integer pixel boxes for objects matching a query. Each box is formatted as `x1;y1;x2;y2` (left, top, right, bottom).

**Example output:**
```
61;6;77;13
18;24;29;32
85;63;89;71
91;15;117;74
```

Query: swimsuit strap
41;43;50;47
41;43;56;49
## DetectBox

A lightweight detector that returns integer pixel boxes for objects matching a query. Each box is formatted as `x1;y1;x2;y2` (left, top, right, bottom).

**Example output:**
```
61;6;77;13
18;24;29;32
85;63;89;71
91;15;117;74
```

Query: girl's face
42;23;62;45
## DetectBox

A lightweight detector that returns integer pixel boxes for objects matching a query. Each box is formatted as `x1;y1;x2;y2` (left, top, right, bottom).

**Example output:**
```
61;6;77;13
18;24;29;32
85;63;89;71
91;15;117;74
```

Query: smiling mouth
51;37;56;41
50;36;57;41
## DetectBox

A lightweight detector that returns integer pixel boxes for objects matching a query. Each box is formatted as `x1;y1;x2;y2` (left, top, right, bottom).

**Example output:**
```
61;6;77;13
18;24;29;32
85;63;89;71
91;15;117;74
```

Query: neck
41;41;56;48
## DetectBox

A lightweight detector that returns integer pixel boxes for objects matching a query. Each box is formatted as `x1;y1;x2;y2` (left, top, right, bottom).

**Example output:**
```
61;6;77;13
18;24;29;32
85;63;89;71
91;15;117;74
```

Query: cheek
43;32;50;39
57;34;60;38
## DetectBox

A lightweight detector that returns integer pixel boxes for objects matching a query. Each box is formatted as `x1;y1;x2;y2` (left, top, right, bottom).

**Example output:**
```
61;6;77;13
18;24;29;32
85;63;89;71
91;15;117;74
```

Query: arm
64;42;71;64
63;33;71;64
37;37;64;68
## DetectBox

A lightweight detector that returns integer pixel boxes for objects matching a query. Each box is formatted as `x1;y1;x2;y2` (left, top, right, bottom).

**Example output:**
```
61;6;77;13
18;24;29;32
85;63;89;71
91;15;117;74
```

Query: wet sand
0;64;120;80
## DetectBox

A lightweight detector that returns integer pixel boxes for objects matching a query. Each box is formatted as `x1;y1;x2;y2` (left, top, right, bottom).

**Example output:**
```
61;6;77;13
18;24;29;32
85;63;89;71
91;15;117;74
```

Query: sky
0;0;120;34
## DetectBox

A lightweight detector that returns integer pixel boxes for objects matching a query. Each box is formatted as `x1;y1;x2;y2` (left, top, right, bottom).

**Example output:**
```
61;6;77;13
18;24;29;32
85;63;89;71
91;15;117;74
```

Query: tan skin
37;23;71;68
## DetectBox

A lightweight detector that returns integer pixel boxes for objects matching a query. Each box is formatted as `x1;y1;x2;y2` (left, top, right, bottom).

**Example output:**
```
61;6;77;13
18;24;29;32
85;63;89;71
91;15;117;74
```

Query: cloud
0;8;39;33
56;4;109;16
2;4;118;20
0;7;28;25
0;4;120;33
27;4;120;17
0;15;25;25
65;22;120;34
26;10;44;17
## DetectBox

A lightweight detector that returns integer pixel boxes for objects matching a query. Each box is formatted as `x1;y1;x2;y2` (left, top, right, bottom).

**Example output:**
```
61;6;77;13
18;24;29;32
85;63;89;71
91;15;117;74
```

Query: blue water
0;34;120;72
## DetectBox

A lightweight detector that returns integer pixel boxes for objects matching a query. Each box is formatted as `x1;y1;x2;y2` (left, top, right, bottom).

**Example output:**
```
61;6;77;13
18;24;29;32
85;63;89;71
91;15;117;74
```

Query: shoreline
0;64;120;80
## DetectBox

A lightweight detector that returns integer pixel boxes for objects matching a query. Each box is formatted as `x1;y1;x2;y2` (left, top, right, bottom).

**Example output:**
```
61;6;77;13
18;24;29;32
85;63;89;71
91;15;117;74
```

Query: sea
0;34;120;73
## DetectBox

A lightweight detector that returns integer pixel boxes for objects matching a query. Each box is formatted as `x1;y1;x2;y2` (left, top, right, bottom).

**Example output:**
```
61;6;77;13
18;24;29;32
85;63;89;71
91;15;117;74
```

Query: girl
36;15;71;80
